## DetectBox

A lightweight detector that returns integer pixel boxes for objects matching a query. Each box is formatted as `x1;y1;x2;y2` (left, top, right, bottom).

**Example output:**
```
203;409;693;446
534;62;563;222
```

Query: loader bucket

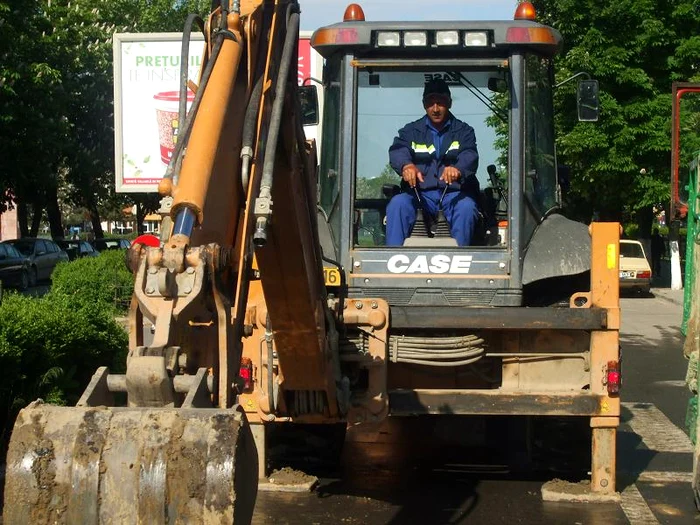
3;401;258;524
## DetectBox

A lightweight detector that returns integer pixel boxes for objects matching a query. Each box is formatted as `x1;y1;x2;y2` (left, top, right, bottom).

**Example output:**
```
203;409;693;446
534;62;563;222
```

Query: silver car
4;238;70;286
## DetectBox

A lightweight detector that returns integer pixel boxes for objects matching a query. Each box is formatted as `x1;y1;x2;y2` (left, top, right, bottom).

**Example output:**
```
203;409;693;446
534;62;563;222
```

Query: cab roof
310;20;562;59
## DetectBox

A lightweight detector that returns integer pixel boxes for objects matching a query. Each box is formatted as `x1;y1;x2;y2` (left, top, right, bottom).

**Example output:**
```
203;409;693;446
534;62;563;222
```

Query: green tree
356;163;400;199
0;0;69;236
0;0;210;238
532;0;700;233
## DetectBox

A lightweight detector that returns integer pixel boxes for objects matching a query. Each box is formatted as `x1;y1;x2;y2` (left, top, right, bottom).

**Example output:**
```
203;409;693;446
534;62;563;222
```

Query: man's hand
402;164;424;188
440;166;461;185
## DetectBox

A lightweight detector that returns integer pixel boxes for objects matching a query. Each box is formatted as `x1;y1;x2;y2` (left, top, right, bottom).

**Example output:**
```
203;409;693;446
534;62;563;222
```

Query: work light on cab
514;1;537;20
404;31;428;47
377;31;401;47
435;30;460;46
464;31;488;46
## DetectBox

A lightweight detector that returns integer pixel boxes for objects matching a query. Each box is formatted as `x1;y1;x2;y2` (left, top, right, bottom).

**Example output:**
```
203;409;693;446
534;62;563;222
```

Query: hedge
50;249;135;314
0;250;132;454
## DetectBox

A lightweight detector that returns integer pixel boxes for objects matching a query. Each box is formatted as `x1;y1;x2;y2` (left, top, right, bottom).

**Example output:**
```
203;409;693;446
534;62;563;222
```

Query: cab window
318;59;342;252
524;54;557;219
354;67;510;247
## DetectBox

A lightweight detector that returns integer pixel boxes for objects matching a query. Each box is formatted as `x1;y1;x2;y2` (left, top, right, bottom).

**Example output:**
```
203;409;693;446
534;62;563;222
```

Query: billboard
113;32;323;193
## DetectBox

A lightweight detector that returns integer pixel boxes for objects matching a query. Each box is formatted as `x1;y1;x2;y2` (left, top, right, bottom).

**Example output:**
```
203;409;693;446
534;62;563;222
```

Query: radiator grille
349;288;497;306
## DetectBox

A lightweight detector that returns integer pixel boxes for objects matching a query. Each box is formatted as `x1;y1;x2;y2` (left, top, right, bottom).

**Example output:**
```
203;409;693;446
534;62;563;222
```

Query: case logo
387;254;472;274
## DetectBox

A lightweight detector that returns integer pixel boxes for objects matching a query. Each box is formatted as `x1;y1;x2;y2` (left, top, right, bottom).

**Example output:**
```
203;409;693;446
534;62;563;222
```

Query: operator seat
382;184;471;248
382;184;489;248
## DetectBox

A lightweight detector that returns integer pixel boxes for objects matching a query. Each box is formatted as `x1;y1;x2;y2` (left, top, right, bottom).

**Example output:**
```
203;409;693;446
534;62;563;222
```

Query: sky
299;0;519;31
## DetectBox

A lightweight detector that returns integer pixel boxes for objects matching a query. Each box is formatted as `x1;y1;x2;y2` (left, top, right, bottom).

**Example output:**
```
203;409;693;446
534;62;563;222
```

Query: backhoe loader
3;1;621;522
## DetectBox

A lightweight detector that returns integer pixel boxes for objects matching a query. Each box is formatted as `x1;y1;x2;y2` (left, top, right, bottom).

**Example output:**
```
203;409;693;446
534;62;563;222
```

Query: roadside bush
0;291;128;453
50;249;134;314
623;223;639;239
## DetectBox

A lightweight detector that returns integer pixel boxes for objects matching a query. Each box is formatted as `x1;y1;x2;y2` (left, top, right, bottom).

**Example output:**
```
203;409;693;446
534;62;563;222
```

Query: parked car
619;239;652;294
3;238;69;286
0;243;31;290
90;238;131;252
56;239;100;261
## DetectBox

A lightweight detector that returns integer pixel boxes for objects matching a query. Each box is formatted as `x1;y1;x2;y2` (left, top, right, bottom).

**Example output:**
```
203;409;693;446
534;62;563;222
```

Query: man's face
423;94;451;127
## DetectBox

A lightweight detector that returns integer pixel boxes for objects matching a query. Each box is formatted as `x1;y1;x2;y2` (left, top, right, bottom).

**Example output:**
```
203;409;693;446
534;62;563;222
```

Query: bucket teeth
3;402;258;524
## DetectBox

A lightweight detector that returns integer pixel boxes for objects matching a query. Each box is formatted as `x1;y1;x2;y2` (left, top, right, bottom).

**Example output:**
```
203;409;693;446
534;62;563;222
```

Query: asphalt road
253;288;696;525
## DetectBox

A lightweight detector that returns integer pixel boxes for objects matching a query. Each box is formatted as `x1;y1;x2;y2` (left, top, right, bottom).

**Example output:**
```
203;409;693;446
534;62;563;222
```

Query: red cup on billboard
154;90;195;165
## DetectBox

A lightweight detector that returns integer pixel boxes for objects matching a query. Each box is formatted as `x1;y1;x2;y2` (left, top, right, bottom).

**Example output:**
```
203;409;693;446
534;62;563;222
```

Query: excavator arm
3;1;339;522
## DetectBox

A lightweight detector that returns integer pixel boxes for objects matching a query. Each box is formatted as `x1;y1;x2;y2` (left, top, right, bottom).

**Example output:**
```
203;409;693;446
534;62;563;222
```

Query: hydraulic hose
177;14;205;135
253;6;300;246
342;333;487;367
240;77;264;192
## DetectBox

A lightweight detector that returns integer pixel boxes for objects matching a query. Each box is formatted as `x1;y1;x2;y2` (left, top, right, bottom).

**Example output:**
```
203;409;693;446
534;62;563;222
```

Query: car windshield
7;240;33;256
620;242;644;258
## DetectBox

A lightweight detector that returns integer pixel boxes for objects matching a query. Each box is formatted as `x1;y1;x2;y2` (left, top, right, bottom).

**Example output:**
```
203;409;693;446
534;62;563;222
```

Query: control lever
431;185;450;236
487;164;508;206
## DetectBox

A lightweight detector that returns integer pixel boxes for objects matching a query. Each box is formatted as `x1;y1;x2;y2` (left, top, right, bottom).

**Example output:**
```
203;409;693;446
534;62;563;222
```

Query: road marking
635;471;693;483
622;402;693;453
620;484;659;524
651;380;688;388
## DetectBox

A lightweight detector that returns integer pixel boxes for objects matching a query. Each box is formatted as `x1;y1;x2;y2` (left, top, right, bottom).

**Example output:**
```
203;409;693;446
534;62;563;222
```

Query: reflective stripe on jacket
389;115;479;196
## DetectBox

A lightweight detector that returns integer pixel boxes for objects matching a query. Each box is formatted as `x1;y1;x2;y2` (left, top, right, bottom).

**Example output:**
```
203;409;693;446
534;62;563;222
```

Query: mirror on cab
577;79;599;122
298;85;319;126
487;77;508;93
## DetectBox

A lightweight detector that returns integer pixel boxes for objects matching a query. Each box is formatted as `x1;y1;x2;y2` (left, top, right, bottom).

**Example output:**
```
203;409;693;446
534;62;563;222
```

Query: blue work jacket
388;114;480;197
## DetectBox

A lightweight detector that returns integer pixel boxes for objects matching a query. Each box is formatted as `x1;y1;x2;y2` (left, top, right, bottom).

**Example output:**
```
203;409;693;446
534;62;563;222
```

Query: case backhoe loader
3;1;621;522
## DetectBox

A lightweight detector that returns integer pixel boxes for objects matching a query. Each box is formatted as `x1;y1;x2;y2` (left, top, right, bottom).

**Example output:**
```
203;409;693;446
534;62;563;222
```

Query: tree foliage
0;0;210;237
533;0;700;231
356;164;400;199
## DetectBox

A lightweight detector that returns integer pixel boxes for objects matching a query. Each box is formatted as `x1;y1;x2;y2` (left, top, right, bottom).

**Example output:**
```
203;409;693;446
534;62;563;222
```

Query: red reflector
637;271;651;279
239;358;253;392
606;360;620;396
506;27;530;43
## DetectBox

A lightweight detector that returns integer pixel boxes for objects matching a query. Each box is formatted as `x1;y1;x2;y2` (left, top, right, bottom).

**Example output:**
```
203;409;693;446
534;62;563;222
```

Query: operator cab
353;68;509;249
311;3;597;307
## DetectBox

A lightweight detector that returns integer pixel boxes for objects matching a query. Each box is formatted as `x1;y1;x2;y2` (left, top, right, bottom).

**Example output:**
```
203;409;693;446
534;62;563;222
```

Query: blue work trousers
385;189;478;247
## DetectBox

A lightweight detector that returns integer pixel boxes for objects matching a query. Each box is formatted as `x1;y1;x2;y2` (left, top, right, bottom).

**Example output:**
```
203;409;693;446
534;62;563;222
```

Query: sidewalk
652;287;684;306
649;258;684;306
